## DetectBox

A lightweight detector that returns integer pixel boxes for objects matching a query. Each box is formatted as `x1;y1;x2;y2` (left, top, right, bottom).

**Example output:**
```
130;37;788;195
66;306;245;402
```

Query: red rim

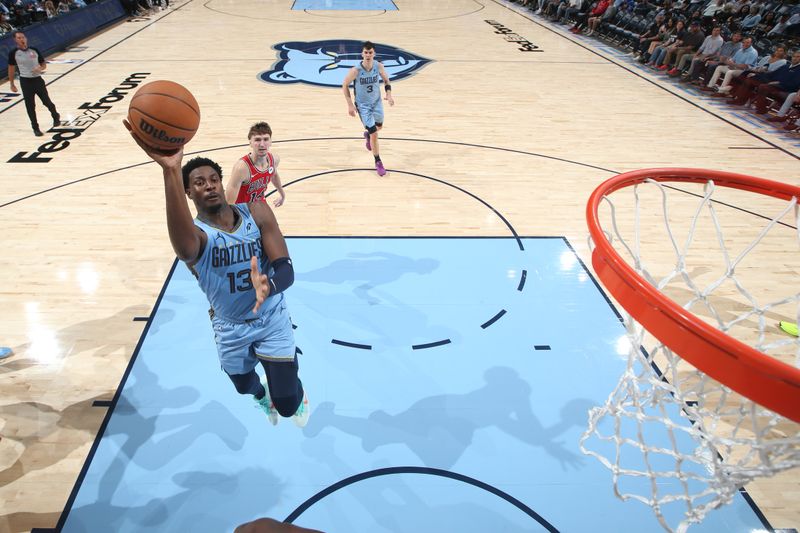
587;168;800;423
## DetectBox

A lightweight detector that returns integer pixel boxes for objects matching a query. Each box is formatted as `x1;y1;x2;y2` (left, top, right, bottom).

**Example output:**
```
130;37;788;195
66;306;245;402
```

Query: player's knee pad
375;123;383;130
273;394;302;417
366;124;378;135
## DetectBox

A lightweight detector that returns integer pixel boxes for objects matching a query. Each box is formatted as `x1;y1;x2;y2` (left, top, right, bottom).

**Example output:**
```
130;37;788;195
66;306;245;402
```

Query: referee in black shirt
7;31;60;137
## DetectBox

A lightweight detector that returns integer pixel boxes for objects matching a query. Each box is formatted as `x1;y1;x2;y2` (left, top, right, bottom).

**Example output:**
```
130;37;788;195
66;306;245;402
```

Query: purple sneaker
364;131;372;151
375;160;386;176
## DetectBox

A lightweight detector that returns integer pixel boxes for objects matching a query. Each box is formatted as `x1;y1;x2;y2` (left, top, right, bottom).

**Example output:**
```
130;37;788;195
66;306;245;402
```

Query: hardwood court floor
0;0;798;531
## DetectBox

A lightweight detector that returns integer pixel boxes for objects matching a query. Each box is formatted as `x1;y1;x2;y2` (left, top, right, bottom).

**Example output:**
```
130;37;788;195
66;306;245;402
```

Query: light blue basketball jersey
190;203;280;322
353;61;381;106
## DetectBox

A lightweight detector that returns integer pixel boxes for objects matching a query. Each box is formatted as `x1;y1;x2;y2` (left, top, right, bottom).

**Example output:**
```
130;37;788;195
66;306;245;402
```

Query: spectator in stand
734;3;752;21
656;0;675;19
648;18;686;68
714;44;786;94
768;14;792;36
755;11;775;35
690;31;743;83
662;20;706;73
633;13;667;60
540;0;562;19
42;0;54;17
670;25;723;77
765;90;799;125
587;0;620;36
642;17;679;64
740;5;762;30
702;35;758;90
570;0;611;34
731;50;800;113
561;0;587;23
701;0;725;23
0;12;14;35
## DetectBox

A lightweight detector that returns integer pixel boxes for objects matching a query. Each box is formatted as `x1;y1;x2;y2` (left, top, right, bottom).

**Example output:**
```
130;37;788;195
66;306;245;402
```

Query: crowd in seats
0;0;92;36
512;0;800;133
0;0;170;36
119;0;169;17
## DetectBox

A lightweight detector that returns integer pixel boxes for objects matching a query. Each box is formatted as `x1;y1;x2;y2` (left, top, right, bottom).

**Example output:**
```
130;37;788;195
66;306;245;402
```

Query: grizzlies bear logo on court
259;40;432;88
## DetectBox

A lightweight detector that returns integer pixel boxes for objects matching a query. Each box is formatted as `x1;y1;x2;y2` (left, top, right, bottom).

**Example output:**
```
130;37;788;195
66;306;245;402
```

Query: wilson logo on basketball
138;118;186;146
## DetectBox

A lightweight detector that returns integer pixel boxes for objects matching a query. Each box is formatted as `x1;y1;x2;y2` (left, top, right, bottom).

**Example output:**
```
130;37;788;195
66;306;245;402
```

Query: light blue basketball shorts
357;101;384;129
211;296;296;375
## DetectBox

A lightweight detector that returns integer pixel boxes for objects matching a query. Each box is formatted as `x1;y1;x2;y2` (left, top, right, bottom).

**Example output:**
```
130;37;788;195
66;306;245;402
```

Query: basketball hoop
580;168;800;532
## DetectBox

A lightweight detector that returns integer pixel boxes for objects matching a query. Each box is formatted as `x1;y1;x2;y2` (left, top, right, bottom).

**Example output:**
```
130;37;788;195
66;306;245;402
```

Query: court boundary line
44;258;181;533
491;0;800;162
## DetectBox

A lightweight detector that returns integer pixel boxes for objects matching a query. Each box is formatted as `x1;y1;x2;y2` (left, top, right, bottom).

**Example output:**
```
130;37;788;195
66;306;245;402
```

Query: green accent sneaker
254;378;278;426
779;321;798;337
292;391;310;428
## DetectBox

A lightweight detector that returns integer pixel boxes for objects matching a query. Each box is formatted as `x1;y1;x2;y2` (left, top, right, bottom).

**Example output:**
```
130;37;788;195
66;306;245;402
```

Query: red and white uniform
234;153;276;204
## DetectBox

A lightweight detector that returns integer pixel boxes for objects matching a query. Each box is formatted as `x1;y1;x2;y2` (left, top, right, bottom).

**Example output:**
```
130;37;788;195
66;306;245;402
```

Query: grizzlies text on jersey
353;62;381;106
190;203;282;322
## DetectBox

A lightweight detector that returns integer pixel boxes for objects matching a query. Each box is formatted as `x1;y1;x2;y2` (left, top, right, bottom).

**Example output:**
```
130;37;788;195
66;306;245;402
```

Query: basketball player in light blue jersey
342;40;395;177
123;118;309;428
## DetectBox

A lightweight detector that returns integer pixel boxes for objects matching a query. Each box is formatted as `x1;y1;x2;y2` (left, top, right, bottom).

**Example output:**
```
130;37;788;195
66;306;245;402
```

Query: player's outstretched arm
249;256;270;314
226;159;248;204
342;67;358;116
249;201;293;313
378;63;394;106
271;154;286;207
123;119;205;263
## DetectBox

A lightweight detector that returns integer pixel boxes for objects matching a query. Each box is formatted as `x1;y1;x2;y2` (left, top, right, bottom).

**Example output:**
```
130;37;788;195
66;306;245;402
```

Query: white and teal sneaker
292;391;310;428
254;378;278;426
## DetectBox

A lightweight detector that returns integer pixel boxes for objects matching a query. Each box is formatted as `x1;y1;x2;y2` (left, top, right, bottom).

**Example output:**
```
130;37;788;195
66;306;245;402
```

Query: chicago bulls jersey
234;153;275;204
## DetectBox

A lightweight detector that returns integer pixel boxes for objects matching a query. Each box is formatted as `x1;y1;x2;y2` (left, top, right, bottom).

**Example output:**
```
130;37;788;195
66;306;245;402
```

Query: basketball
127;80;200;150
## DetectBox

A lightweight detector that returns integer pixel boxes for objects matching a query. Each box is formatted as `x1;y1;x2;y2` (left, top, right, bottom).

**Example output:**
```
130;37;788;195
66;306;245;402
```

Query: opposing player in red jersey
225;122;286;206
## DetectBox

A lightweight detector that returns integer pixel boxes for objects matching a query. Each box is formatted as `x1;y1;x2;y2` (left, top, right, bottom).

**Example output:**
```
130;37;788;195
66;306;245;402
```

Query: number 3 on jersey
227;268;253;293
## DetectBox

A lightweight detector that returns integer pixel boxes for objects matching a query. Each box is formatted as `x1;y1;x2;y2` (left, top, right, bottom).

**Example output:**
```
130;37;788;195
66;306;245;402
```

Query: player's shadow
293;257;458;351
0;395;110;486
54;357;251;533
97;358;248;480
65;467;284;532
297;251;438;306
304;366;592;471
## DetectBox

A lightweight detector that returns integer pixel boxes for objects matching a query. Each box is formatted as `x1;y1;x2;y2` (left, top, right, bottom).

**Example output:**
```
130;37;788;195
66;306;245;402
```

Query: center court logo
259;40;432;88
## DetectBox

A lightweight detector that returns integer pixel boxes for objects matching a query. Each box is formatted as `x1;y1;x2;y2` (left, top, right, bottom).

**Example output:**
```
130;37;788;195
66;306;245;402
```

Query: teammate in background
7;31;60;137
342;41;395;177
122;118;310;428
226;122;286;206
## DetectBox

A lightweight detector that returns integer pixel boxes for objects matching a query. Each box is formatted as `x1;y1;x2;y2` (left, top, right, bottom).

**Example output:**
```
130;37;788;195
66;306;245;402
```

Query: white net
580;177;800;532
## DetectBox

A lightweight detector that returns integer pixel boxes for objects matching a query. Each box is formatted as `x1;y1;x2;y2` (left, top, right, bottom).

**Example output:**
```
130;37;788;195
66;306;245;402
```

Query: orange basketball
128;80;200;150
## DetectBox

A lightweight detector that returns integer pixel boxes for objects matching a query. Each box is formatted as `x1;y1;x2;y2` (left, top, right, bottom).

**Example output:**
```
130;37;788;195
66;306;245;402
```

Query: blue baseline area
292;0;397;10
60;238;768;532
